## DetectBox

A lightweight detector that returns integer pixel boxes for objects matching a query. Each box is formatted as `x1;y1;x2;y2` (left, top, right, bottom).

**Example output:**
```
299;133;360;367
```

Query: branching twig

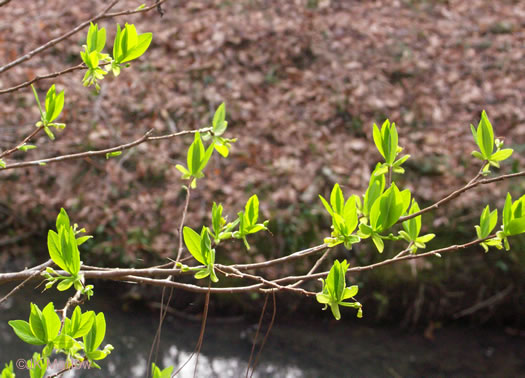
0;127;211;171
398;170;525;223
0;0;169;75
0;1;120;75
250;291;276;378
0;64;85;95
0;259;53;305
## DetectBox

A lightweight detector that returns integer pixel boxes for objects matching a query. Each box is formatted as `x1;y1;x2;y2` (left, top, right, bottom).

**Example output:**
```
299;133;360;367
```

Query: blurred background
1;0;525;376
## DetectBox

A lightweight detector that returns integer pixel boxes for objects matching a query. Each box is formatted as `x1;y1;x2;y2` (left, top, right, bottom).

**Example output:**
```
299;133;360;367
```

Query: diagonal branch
0;0;169;75
398;170;525;223
0;127;211;171
0;64;85;95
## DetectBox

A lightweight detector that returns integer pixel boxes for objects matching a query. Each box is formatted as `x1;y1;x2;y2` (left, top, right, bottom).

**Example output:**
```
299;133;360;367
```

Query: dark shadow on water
1;285;525;377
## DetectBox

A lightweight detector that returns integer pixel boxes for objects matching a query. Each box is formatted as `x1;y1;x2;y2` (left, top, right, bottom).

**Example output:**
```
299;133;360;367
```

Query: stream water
1;284;524;377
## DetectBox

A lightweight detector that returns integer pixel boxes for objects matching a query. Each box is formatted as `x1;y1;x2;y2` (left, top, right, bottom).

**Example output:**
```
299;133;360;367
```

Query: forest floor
1;0;525;324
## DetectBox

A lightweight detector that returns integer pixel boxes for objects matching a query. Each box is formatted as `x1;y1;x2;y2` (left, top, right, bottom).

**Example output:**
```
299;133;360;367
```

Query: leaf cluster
32;84;66;140
176;104;236;186
471;110;513;174
8;304;113;372
80;23;152;90
372;119;410;175
43;209;93;297
316;260;362;320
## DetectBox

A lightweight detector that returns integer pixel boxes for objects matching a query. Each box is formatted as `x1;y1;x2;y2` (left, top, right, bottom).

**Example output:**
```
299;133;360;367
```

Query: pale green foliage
80;22;152;90
358;183;410;253
233;194;270;250
32;84;66;140
43;209;93;297
372;119;410;175
319;183;360;249
176;132;215;188
183;226;219;282
151;363;174;378
471;110;513;174
204;103;237;157
399;200;435;253
1;361;14;378
316;260;362;320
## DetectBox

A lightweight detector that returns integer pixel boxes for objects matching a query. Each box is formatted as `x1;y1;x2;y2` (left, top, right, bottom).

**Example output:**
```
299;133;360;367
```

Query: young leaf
183;226;205;264
212;103;227;136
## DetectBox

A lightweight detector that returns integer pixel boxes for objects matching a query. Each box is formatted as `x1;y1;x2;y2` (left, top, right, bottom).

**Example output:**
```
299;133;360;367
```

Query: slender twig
0;260;53;305
230;243;329;271
0;126;43;159
250;291;276;378
0;1;120;74
176;185;192;262
193;280;211;377
0;64;85;95
246;293;269;378
0;0;169;75
172;280;211;376
398;170;525;223
0;127;211;171
0;0;12;8
148;182;192;375
46;364;75;378
289;248;331;288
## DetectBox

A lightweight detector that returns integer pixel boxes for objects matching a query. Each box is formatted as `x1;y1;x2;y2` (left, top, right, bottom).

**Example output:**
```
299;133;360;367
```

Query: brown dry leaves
1;0;524;262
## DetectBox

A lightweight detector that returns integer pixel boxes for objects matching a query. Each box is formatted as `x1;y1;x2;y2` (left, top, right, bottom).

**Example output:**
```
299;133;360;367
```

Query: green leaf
470;123;477;142
151;363;174;378
194;269;210;280
506;217;525;236
371;233;384;253
213;142;229;157
342;285;358;299
84;312;106;353
175;164;190;177
105;151;122;159
342;196;358;234
478;110;494;157
503;193;513;230
402;200;420;241
490;148;513;162
0;159;5;168
18;144;37;152
363;164;385;217
121;32;152;63
330;183;344;215
183;227;205;264
113;24;122;61
31;303;48;342
372;123;384;159
42;302;60;342
386;121;398;164
245;195;259;226
198;143;214;172
393;154;410;167
319;195;333;216
212;103;227;136
56;208;70;230
187;132;202;175
8;320;44;345
371;183;407;232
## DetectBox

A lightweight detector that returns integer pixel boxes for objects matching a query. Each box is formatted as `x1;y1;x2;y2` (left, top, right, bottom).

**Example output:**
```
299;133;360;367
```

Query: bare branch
0;1;120;74
0;64;85;95
0;127;211;171
0;260;53;305
0;0;169;75
398;170;525;223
